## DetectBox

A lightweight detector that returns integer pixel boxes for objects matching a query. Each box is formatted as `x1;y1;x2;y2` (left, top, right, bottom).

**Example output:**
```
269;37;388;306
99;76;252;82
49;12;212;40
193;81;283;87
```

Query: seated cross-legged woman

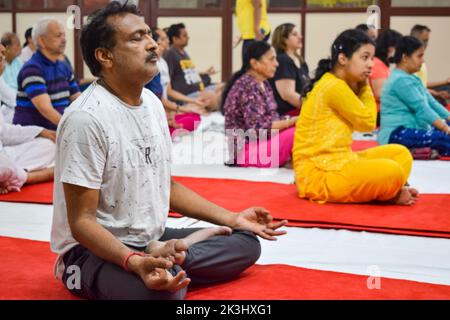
293;29;418;205
379;36;450;158
222;41;297;168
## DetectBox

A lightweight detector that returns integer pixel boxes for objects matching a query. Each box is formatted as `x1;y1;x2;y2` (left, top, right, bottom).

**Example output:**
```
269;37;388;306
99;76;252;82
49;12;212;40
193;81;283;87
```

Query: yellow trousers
296;144;413;203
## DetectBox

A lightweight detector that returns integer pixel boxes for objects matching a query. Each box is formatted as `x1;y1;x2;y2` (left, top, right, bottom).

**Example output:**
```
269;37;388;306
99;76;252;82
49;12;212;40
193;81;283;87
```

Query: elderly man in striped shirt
13;18;80;130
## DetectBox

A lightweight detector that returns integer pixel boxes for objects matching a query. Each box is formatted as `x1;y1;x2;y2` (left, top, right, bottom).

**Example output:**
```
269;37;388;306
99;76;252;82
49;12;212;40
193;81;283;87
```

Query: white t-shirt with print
50;82;172;277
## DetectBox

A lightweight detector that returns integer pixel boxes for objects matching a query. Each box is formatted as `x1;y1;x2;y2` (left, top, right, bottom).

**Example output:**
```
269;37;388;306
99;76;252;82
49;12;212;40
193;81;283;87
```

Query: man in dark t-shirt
163;23;222;110
164;23;204;96
164;45;203;96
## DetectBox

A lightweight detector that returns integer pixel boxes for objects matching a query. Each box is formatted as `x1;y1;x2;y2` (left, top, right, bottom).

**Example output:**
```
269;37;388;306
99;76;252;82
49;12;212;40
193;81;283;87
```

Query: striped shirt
13;50;80;130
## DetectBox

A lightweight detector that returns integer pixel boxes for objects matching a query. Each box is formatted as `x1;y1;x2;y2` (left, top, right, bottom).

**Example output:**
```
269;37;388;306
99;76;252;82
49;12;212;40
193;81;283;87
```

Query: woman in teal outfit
379;36;450;157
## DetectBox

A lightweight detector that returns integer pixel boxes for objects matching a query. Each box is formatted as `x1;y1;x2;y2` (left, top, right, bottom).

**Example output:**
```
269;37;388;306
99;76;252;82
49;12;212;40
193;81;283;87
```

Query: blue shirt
13;50;80;130
145;73;163;100
378;68;450;145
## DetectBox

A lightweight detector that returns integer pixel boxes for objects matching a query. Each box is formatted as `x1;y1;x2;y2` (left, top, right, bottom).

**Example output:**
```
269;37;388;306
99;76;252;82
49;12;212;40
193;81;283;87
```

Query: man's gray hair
32;17;64;48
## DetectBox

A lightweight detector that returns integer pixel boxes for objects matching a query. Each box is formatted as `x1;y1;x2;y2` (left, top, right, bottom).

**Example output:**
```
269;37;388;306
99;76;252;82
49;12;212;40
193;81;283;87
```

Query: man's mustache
145;51;158;62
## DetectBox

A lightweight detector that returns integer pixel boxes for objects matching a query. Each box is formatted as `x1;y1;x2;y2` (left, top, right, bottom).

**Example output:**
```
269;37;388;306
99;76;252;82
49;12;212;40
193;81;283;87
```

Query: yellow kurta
293;72;412;203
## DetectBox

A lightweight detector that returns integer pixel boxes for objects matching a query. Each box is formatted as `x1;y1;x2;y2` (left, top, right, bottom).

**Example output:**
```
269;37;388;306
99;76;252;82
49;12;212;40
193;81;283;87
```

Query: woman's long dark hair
220;41;272;113
306;29;375;94
393;36;424;64
23;28;32;48
375;29;402;67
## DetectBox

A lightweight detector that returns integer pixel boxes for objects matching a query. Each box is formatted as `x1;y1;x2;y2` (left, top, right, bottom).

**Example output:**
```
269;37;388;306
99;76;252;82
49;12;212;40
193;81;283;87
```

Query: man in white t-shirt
50;2;287;300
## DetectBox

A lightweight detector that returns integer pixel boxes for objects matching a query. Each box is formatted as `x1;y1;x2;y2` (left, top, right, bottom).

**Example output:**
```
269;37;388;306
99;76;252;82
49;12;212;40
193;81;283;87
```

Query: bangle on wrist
122;251;145;272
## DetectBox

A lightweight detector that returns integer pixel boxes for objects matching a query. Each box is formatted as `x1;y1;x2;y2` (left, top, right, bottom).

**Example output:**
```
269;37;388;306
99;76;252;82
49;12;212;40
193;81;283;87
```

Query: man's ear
37;36;46;51
95;48;113;70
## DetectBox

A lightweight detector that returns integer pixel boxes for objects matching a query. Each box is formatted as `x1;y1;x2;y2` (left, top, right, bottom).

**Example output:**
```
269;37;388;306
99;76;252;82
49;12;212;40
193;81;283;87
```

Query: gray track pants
61;228;261;300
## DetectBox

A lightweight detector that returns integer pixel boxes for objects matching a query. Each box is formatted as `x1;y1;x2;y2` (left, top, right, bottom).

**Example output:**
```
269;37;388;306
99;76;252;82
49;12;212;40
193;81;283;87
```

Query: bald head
1;32;21;63
410;24;431;48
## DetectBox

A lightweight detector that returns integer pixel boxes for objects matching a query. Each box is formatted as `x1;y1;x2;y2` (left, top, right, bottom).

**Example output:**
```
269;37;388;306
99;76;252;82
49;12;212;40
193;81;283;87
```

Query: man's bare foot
183;226;232;247
145;227;232;265
0;186;8;195
0;165;18;194
408;187;419;197
389;187;419;206
0;185;20;194
145;239;188;265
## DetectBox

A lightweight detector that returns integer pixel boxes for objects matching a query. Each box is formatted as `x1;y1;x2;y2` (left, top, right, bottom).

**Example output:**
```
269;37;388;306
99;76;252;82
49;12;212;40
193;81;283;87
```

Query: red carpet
1;237;449;300
1;177;449;238
351;140;379;151
0;181;53;204
1;236;78;300
171;177;450;239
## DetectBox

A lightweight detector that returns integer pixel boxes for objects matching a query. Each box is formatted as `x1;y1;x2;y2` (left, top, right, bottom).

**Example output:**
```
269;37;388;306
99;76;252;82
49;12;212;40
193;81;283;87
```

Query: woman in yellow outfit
293;29;418;205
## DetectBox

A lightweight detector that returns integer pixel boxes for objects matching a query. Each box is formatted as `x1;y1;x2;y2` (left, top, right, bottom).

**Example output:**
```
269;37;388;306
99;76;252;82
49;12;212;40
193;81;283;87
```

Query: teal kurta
0;57;23;90
379;68;450;145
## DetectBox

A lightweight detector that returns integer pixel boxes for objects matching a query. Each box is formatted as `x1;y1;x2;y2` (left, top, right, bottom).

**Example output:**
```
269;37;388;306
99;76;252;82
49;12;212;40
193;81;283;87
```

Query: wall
158;16;222;83
391;16;450;82
232;13;302;73
305;13;368;76
0;13;13;34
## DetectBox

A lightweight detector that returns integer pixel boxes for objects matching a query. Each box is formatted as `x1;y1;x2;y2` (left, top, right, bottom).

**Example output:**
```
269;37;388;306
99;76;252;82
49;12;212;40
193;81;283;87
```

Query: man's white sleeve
0;111;42;148
58;111;107;190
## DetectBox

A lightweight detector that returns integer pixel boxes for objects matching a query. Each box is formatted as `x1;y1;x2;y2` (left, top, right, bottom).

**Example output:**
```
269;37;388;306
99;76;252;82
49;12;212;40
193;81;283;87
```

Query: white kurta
0;77;16;124
0;111;55;192
0;110;43;153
